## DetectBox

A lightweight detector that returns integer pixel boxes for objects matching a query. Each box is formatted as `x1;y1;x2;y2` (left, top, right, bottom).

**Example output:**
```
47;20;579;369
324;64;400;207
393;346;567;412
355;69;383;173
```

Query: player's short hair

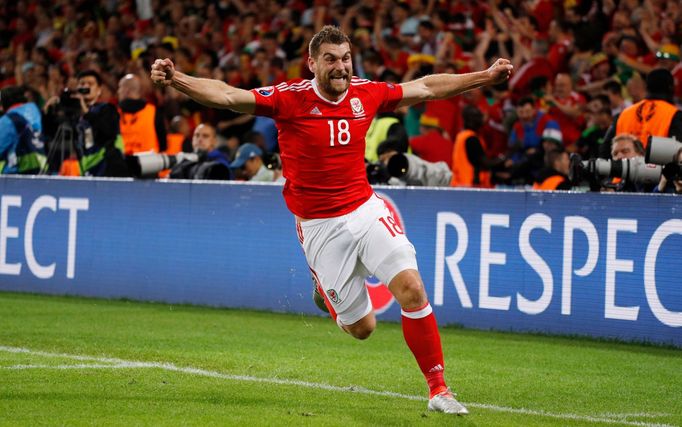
309;25;352;58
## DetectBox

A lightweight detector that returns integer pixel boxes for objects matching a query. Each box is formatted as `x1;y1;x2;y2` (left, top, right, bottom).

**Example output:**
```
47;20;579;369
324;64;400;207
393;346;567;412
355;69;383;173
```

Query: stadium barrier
1;176;680;347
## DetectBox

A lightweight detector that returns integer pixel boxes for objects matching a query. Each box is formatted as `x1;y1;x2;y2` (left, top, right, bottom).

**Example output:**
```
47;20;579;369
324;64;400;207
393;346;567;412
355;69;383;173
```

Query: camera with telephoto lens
126;152;199;178
646;136;682;181
569;154;662;190
366;161;391;184
646;136;682;165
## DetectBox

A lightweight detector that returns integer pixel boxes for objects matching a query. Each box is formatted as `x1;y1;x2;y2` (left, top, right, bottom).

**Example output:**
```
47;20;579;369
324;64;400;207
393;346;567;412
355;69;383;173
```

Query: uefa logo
365;192;405;314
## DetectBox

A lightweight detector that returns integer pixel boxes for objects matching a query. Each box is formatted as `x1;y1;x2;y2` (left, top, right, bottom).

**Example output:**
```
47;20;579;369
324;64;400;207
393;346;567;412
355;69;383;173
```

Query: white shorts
297;194;418;326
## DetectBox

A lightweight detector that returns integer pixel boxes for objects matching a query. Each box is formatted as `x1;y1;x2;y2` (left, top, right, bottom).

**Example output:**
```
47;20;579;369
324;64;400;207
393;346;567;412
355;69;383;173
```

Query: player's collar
311;78;349;105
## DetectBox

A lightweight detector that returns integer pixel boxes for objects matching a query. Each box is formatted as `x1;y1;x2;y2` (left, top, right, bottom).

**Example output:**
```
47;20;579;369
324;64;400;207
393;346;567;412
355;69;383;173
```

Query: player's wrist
169;70;183;88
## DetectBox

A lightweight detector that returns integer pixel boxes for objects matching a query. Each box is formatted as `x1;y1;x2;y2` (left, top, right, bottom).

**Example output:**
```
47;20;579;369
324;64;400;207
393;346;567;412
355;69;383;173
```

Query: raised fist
487;58;514;85
151;58;175;87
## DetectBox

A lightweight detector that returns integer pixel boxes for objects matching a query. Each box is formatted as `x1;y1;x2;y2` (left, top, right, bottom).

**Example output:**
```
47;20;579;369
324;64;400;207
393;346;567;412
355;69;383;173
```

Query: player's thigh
358;195;418;286
298;218;371;323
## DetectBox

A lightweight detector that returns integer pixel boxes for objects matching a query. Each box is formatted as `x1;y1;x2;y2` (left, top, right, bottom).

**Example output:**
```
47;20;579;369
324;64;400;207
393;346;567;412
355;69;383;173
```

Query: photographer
532;148;572;190
572;134;660;193
607;133;651;192
43;70;128;177
169;123;231;180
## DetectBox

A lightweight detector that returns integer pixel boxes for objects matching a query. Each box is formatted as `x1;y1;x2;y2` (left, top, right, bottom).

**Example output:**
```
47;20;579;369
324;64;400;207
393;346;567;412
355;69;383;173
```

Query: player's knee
345;315;376;340
403;279;424;298
349;324;374;340
389;270;427;308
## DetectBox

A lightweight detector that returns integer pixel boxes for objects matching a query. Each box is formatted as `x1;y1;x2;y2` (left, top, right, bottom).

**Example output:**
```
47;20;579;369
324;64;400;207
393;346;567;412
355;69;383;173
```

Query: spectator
508;39;554;101
409;114;453;167
508;96;560;162
547;19;573;74
360;49;386;81
169;123;231;180
0;85;45;174
251;116;278;153
229;142;274;182
653;44;682;103
603;81;631;116
577;53;614;96
543;73;585;146
117;73;166;155
577;107;613;159
532;147;572;190
625;72;647;103
480;82;512;158
376;35;410;78
43;70;128;177
414;20;438;56
614;34;656;82
603;68;682;157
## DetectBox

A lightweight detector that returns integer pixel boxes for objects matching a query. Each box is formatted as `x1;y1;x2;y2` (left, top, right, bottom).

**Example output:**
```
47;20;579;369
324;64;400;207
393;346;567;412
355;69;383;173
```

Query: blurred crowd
1;0;682;192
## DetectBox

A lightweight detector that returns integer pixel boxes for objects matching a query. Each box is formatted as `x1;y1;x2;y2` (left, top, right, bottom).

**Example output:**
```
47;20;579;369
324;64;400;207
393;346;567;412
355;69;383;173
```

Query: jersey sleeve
250;86;280;118
371;81;404;113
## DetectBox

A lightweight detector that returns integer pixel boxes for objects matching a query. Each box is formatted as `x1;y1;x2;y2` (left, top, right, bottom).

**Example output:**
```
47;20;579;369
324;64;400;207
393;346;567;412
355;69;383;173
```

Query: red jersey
547;91;586;146
251;78;403;219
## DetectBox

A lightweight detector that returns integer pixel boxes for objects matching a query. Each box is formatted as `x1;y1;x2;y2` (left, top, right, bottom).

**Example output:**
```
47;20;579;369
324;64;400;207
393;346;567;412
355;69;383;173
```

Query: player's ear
307;55;316;74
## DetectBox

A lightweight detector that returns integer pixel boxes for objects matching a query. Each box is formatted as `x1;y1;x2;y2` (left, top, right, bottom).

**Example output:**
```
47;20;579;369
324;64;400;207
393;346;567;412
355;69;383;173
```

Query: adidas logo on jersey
310;106;322;115
428;364;444;373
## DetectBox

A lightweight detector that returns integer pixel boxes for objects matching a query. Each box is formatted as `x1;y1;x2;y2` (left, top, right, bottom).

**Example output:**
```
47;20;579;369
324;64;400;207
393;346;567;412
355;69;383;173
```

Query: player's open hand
486;58;513;85
151;58;175;87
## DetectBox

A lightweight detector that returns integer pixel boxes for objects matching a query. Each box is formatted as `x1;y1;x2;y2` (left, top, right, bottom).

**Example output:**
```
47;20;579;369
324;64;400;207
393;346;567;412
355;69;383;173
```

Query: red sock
401;302;448;398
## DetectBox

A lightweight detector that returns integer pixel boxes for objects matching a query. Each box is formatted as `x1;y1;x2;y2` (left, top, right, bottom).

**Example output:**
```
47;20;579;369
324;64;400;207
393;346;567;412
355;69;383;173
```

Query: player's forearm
171;72;240;109
419;71;491;100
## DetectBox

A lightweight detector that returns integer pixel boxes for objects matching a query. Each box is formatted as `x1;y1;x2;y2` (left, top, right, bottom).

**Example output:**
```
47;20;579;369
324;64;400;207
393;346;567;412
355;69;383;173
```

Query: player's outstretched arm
150;58;256;114
398;58;513;108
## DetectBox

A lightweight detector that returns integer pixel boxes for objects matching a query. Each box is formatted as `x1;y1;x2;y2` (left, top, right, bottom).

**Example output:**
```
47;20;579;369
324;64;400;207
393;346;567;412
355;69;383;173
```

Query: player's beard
321;71;350;98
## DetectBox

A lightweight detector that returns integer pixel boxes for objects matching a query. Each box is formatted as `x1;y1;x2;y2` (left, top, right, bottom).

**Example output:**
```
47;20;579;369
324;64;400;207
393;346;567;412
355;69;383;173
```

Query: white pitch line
4;364;129;370
0;345;674;427
598;413;672;420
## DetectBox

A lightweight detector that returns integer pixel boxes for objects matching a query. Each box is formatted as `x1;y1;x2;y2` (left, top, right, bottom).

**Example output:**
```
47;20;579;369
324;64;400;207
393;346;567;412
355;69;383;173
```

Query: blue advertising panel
0;176;680;346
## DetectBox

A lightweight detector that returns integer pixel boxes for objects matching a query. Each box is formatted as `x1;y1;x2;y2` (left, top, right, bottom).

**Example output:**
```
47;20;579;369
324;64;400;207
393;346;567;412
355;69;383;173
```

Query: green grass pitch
0;292;680;426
